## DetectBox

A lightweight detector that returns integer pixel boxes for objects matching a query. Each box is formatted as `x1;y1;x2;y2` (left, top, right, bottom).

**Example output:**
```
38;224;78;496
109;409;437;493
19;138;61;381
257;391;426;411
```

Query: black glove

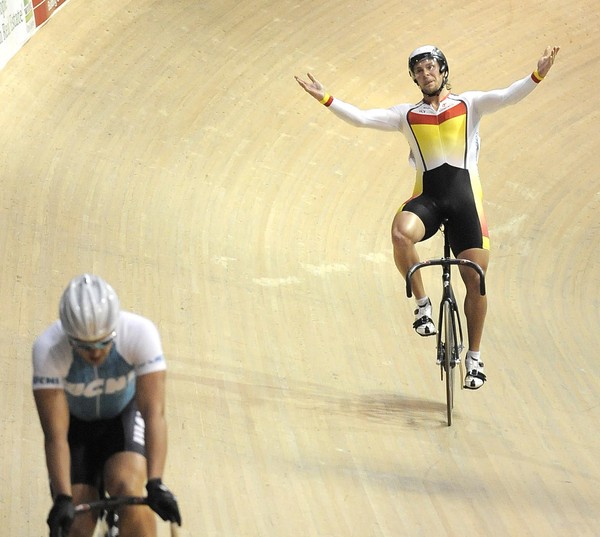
146;478;182;525
47;494;75;537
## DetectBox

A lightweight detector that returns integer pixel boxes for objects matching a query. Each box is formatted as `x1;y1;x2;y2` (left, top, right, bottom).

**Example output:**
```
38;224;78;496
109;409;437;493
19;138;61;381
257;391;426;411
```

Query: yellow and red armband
319;93;334;107
531;69;545;83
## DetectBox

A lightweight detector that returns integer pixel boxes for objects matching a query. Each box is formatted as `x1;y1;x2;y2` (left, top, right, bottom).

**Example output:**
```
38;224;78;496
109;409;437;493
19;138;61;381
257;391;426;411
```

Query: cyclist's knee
391;226;416;251
391;211;425;250
104;472;145;496
104;452;147;495
462;271;484;295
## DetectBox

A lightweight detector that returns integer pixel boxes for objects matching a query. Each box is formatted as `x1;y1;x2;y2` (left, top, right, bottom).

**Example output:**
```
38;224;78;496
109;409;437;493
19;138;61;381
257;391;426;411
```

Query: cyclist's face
412;59;442;91
70;338;114;366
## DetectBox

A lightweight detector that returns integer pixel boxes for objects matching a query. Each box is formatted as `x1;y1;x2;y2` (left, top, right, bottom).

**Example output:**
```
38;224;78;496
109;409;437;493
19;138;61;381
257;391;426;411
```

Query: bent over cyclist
32;274;181;536
296;44;559;389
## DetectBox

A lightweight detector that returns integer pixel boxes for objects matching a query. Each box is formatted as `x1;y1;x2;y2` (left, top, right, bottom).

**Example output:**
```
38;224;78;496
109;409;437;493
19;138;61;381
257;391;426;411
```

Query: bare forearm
144;412;168;480
135;370;169;481
34;389;72;497
45;437;72;496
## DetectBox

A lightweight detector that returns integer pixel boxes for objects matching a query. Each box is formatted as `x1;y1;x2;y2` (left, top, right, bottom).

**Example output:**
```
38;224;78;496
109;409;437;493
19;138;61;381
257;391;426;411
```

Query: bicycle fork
436;283;464;378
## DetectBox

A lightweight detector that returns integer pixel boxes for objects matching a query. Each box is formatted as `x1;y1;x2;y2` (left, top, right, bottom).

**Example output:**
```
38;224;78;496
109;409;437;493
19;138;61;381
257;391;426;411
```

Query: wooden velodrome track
1;0;599;535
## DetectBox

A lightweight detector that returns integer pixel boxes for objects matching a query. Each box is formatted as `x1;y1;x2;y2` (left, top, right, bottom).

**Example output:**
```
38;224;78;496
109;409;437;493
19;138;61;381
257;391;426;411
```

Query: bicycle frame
405;224;486;425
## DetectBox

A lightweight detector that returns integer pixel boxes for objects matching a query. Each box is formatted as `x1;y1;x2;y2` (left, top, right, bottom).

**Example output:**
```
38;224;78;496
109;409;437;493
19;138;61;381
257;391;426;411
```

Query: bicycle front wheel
442;300;455;426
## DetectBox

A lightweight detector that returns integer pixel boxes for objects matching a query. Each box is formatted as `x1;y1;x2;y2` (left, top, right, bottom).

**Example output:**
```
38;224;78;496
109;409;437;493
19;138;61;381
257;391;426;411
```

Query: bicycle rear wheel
442;300;455;426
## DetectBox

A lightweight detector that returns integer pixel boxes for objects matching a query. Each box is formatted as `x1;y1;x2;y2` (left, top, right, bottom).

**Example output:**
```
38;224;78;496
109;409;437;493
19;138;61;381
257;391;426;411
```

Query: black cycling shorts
68;398;146;488
401;163;488;256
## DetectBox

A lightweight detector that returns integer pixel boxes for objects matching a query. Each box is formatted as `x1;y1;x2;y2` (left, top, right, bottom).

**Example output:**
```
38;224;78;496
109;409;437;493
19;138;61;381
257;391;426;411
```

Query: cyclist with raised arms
296;44;559;390
32;274;182;536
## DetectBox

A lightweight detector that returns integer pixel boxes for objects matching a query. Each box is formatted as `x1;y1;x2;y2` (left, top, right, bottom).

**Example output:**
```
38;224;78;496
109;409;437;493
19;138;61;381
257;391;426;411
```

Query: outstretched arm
294;72;402;130
468;45;561;115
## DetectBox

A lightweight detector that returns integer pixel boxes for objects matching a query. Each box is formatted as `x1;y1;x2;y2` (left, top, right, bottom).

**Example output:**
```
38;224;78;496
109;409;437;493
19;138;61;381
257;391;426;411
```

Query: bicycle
405;221;486;426
74;496;180;537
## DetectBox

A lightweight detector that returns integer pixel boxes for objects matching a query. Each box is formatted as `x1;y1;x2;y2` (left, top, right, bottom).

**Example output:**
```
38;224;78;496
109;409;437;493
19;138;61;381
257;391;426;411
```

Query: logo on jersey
64;370;136;398
33;376;61;387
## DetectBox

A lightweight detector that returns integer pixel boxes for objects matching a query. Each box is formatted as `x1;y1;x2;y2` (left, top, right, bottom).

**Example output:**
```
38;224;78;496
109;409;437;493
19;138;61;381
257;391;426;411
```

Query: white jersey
32;311;166;421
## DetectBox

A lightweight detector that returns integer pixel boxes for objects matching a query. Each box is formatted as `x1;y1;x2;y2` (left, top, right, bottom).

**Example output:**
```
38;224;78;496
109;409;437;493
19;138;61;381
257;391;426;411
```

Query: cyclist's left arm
465;75;539;116
122;312;169;480
135;370;168;481
468;46;560;116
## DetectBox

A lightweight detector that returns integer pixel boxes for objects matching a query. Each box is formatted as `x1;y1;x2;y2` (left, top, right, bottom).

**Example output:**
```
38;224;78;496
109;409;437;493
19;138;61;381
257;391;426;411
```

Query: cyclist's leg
104;452;156;537
394;194;442;336
457;247;489;352
392;190;441;297
458;248;488;389
391;210;426;296
445;166;489;352
102;400;156;537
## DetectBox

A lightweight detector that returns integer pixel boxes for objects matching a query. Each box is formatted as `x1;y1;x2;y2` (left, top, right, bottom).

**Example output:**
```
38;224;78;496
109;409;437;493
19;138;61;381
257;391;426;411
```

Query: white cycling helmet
59;274;120;341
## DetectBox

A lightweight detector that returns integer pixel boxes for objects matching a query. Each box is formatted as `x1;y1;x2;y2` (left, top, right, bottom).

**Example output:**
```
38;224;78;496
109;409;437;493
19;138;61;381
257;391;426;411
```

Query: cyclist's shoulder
116;311;159;337
33;320;69;359
452;89;492;105
388;101;422;116
114;311;164;366
32;321;72;384
389;101;416;110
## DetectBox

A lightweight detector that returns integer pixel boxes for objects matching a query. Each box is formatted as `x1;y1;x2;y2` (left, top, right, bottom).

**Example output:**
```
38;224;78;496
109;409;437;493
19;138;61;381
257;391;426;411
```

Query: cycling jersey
32;311;166;421
326;73;541;252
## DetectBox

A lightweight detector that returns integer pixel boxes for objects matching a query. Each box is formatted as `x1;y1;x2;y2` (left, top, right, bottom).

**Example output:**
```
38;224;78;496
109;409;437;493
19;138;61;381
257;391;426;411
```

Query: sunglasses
69;332;116;351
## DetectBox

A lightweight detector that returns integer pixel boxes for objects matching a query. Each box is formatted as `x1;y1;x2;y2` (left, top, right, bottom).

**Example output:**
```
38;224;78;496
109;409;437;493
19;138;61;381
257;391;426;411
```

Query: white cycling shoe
413;298;437;337
464;353;487;389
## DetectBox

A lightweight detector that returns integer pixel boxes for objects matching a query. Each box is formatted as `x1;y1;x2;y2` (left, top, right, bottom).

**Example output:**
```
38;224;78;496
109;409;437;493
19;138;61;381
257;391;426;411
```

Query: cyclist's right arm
294;72;405;131
32;325;72;497
328;98;405;131
33;387;72;497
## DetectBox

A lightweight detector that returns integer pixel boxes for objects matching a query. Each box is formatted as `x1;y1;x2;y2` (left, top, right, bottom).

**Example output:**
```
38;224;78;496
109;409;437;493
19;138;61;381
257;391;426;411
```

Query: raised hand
294;72;326;101
536;45;560;78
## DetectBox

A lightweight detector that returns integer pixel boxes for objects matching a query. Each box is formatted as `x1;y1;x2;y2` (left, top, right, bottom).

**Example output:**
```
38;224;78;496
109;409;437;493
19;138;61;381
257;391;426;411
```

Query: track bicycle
74;496;180;537
405;221;486;426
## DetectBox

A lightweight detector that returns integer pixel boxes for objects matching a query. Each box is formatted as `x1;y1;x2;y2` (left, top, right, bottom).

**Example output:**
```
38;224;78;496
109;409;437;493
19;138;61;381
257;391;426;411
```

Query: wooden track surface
2;1;599;535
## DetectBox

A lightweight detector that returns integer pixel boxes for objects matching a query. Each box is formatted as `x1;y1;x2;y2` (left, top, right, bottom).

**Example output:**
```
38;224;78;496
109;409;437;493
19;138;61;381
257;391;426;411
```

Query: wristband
531;69;544;83
319;93;334;107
